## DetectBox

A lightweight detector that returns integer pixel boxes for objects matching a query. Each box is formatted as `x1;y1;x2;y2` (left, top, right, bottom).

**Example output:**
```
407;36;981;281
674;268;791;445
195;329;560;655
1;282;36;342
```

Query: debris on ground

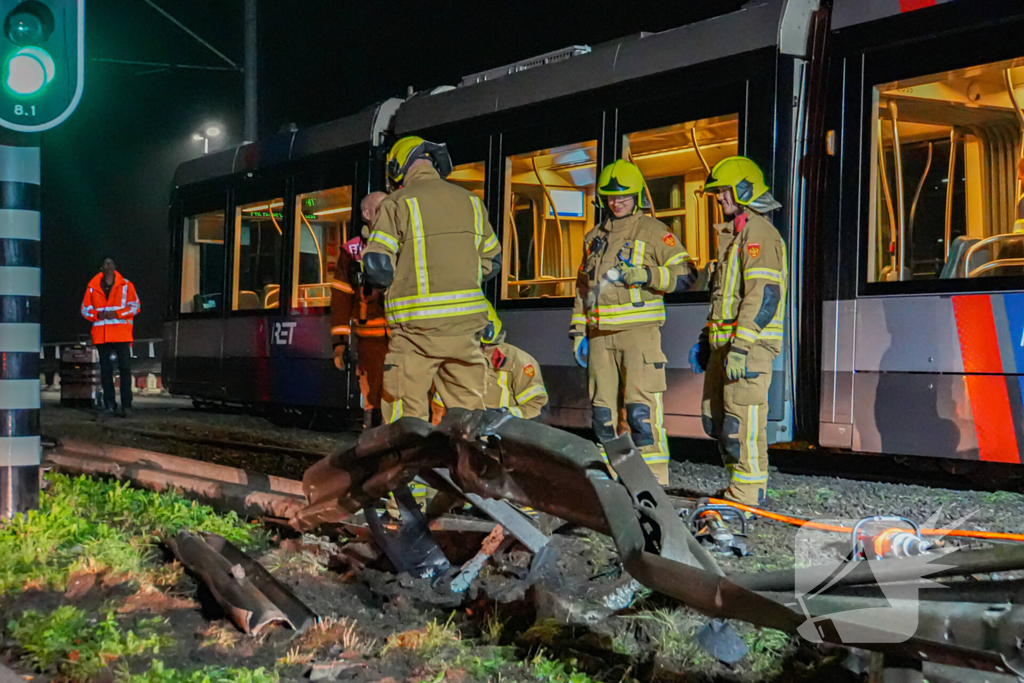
14;401;1024;683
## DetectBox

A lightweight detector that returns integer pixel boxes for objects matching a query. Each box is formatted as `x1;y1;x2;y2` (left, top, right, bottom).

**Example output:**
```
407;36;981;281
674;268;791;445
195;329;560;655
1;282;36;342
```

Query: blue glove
573;336;589;368
688;343;704;375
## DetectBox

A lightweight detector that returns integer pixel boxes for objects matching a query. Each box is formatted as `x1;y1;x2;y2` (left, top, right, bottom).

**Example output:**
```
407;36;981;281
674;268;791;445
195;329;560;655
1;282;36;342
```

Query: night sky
42;0;744;342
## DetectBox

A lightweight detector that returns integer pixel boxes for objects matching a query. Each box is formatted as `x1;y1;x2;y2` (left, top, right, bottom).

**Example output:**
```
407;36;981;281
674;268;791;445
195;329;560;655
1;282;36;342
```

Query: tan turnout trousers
382;329;486;422
701;344;772;505
588;325;670;484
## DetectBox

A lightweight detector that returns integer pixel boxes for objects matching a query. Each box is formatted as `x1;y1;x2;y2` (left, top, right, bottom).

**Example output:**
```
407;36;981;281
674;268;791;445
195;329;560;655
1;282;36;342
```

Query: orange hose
706;498;1024;543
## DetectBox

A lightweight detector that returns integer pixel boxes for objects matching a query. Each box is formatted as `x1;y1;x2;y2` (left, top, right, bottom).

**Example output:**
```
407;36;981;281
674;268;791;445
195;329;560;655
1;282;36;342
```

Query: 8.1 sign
0;1;84;133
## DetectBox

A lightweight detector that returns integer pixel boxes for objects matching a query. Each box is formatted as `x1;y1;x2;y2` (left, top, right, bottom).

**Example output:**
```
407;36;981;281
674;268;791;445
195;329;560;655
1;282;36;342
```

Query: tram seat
940;236;990;279
191;293;220;312
263;284;280;309
237;291;260;309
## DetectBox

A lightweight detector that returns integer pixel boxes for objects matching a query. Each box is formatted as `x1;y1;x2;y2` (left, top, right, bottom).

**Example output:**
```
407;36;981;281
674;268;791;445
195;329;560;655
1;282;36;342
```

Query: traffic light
0;0;82;132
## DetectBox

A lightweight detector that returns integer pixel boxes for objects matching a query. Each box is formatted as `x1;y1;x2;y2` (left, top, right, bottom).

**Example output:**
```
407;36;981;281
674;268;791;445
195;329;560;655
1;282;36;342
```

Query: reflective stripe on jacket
330;248;387;345
706;210;787;354
81;271;140;344
363;164;500;336
571;213;692;334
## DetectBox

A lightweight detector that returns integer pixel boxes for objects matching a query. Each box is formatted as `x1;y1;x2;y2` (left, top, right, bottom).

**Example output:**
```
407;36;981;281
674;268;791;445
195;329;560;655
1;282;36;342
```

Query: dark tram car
163;100;402;415
820;0;1024;464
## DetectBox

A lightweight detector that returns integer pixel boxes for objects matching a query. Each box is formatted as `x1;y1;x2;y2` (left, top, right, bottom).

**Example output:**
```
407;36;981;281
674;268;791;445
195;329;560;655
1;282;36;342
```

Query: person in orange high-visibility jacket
362;136;501;422
81;257;141;416
331;192;389;428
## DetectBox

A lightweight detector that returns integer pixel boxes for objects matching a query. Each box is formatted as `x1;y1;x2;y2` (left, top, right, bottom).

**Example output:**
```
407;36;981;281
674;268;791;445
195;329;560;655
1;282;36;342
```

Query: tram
164;0;1024;464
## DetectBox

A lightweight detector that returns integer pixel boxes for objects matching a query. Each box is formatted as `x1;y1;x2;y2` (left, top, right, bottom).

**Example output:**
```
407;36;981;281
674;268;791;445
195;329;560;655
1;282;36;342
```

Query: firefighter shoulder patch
523;364;536;378
662;233;676;247
747;243;761;259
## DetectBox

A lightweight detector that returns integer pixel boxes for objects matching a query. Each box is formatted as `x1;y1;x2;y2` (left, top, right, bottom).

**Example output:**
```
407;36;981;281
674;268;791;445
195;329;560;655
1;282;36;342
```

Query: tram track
74;416;1024;495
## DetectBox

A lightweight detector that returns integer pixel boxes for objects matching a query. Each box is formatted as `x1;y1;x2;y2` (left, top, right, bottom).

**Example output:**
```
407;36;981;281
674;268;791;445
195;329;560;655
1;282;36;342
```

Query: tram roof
394;0;797;135
173;0;816;189
831;0;956;31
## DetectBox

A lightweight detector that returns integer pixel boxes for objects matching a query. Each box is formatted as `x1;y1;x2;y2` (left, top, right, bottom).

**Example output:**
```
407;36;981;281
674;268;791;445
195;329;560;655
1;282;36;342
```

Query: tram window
292;186;352;312
448;160;485;200
232;197;285;311
870;59;1024;283
624;114;739;290
502;140;597;299
180;209;225;314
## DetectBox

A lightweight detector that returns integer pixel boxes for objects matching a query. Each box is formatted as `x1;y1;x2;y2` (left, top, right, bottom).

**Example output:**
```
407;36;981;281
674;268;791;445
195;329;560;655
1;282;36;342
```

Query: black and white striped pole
0;0;85;517
0;134;39;515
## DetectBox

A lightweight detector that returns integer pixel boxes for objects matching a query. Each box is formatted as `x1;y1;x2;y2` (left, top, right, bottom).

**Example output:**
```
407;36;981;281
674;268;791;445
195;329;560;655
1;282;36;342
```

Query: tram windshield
293;186;352;312
624;114;740;289
233;197;285;310
502;140;598;299
180;208;225;314
871;58;1024;282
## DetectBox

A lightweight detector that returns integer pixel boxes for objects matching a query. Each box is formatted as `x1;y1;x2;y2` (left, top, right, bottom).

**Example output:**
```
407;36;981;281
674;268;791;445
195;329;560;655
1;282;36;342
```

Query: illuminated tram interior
293;186;352;311
872;59;1024;282
233;198;285;310
624;114;739;286
180;209;225;313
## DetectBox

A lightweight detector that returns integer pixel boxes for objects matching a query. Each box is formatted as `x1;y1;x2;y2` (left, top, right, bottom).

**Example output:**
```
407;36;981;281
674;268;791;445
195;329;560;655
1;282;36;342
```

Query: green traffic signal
5;46;52;95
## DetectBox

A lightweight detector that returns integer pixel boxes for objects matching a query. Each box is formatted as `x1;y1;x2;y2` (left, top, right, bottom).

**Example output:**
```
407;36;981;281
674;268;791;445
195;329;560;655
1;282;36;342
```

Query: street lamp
192;122;223;154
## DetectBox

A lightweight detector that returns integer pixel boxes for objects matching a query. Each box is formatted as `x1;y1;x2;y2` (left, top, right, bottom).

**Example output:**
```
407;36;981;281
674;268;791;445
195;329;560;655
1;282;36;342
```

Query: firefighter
331;191;389;428
690;156;787;508
362;136;501;422
80;257;141;417
570;160;697;485
432;303;548;422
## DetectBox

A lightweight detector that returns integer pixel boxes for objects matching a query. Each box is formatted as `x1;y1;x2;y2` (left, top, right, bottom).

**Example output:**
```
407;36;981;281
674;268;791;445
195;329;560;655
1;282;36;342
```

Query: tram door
822;28;1024;464
171;198;228;398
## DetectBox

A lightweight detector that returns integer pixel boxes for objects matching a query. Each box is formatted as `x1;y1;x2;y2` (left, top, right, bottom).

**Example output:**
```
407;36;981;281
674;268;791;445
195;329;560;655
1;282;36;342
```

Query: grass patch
9;605;173;680
528;651;605;683
118;659;279;682
381;613;461;655
741;628;791;673
0;473;264;595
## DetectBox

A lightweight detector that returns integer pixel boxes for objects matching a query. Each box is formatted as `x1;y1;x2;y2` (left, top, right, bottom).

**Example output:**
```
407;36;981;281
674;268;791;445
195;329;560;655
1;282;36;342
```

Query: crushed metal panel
168;530;316;634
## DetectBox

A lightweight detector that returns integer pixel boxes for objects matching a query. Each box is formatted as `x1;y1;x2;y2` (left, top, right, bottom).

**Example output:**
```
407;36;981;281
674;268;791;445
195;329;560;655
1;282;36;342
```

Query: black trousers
98;341;133;410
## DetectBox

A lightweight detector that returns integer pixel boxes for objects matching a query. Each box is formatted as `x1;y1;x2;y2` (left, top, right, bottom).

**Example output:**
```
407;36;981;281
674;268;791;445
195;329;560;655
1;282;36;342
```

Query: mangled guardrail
293;408;1024;676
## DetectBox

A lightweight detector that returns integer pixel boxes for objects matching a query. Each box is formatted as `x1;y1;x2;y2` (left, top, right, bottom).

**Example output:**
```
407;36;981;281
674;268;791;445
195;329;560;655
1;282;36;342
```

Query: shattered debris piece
451;525;506;593
694;620;749;664
168;529;317;634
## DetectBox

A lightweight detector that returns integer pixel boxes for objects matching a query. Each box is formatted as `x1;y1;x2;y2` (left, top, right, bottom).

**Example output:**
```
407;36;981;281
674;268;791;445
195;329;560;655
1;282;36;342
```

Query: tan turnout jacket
433;341;548;419
707;210;787;355
363;164;501;336
571;213;692;335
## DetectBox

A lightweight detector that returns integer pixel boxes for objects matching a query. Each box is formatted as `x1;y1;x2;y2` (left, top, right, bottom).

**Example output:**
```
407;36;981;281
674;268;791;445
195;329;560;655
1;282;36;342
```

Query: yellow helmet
481;301;504;345
386;136;453;187
597;160;644;210
704;156;770;206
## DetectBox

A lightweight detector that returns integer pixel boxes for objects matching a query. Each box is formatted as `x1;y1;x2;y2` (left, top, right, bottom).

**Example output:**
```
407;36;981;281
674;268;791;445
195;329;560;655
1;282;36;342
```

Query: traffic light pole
0;131;39;517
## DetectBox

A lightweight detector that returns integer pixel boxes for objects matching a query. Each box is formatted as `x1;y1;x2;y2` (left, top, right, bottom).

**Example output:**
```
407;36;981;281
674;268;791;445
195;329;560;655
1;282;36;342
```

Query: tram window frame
855;31;1024;298
291;160;361;316
291;184;354;314
496;111;606;310
227;182;292;316
178;194;229;318
616;100;746;305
